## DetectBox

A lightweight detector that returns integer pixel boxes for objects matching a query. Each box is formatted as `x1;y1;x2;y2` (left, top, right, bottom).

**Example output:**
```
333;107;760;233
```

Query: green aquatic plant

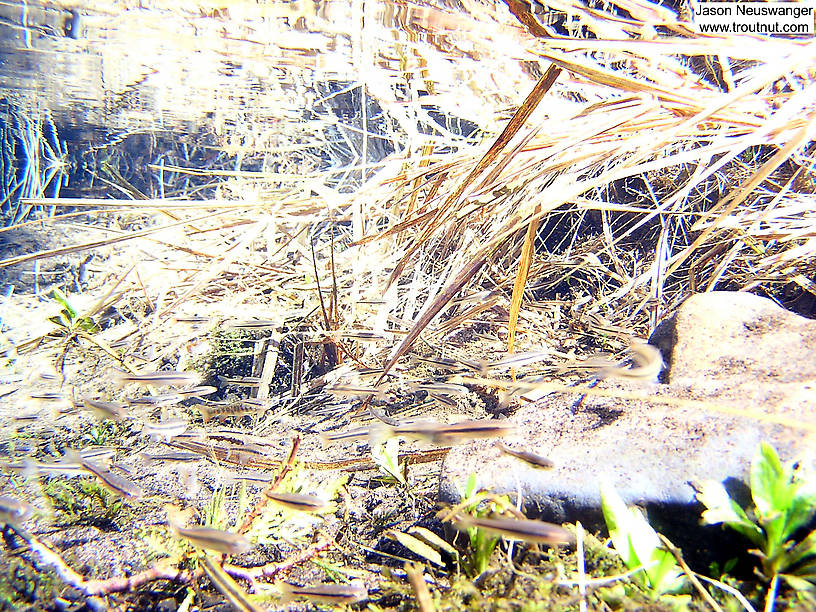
696;442;816;609
454;474;510;576
600;482;688;601
371;437;407;486
43;478;126;527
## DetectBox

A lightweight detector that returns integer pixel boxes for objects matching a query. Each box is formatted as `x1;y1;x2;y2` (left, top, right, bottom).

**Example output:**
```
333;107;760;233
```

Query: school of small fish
1;335;659;609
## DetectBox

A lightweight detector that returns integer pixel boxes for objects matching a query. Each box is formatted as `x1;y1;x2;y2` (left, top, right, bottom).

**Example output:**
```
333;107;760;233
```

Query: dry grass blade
387;65;562;286
405;562;436;612
669;125;814;277
507;213;539;354
386;530;445;567
0;208;239;268
374;244;496;386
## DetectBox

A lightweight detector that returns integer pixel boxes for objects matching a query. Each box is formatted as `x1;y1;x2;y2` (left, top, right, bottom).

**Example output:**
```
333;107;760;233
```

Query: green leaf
51;288;78;321
371;438;406;485
48;315;69;329
601;483;683;595
784;529;816;570
601;482;641;570
780;574;816;591
463;472;478;499
751;442;792;518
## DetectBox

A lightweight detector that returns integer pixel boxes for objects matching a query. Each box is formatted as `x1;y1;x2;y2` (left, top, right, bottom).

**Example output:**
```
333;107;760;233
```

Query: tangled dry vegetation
1;0;815;610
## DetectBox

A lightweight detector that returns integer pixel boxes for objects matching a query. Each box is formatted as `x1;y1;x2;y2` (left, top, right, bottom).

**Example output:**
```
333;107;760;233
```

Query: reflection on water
0;0;535;224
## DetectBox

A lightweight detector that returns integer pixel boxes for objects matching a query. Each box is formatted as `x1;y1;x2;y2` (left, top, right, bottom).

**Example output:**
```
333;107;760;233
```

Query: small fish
197;402;267;423
428;392;458;409
173;525;251;555
0;458;87;478
174;316;212;324
226;319;279;329
80;459;143;498
602;342;664;381
277;582;368;605
391;419;517;444
217;375;261;387
201;555;263;612
0;495;33;524
79;446;118;462
325;384;386;398
320;426;376;442
114;370;202;387
126;393;183;407
142;451;203;463
409;381;469;396
495;442;554;469
488;351;551;371
330;330;386;341
452;515;573;545
29;391;68;402
81;398;127;421
142;419;188;441
128;385;218;406
264;491;330;513
412;356;466;371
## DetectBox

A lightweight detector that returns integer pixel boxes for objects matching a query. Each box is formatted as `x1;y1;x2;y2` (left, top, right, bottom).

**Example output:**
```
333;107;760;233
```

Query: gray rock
438;291;816;567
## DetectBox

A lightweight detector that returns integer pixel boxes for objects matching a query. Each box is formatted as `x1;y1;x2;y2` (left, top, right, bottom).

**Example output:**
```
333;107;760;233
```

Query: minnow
0;458;87;477
79;446;118;462
226;319;279;329
428;392;458;409
264;491;330;513
277;582;368;605
142;451;203;463
80;459;143;498
81;398;127;421
201;555;263;612
197;402;268;423
127;393;183;407
0;495;33;524
329;330;386;341
174;316;212;324
320;426;375;442
391;419;516;444
452;515;573;545
114;370;202;387
409;381;469;396
217;375;261;387
29;391;68;402
173;525;251;555
488;351;551;371
412;356;466;371
128;385;218;406
602;342;664;381
142;419;188;441
495;442;554;469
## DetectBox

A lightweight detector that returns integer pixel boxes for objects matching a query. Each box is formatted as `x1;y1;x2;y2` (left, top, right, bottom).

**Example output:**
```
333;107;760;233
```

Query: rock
438;291;816;568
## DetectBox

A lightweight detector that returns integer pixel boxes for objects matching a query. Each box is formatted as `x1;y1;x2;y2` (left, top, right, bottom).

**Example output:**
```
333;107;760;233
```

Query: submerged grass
0;0;815;610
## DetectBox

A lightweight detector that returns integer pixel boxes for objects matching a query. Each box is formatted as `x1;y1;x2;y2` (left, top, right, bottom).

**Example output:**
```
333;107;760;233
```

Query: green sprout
455;474;511;576
371;437;407;486
600;482;688;601
696;442;816;608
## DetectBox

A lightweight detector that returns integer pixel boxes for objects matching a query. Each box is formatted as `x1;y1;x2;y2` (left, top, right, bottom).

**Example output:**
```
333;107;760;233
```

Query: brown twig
658;533;724;612
224;536;335;583
7;524;198;596
237;436;301;535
